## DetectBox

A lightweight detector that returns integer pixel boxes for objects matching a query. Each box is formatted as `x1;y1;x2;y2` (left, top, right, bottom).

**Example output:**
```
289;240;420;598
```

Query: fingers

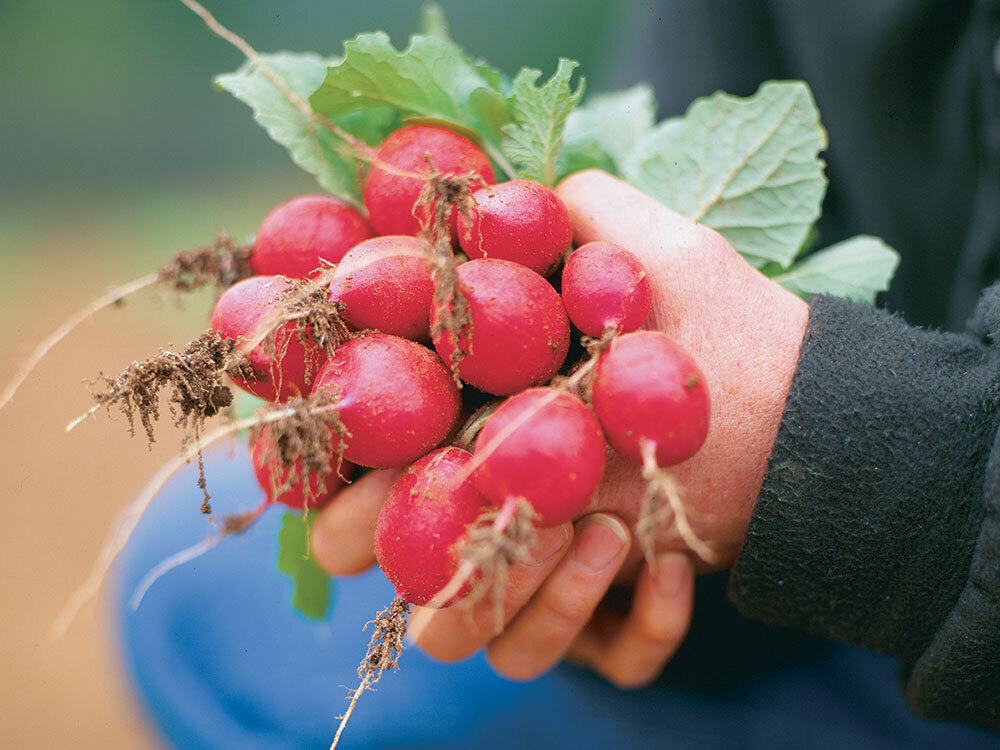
310;468;402;576
410;523;573;661
569;552;695;689
485;513;632;680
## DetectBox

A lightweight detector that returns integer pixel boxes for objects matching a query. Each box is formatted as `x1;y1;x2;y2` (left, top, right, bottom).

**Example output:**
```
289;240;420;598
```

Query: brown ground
0;229;246;749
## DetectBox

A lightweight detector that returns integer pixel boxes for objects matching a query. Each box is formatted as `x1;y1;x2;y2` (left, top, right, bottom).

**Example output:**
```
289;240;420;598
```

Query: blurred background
0;1;620;746
5;0;987;746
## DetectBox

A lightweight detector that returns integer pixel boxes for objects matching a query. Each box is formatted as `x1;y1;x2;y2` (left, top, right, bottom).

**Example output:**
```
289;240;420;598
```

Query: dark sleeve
728;287;1000;731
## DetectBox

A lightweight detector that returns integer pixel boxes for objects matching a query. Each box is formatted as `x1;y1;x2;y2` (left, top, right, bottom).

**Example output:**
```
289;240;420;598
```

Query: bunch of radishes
214;122;712;611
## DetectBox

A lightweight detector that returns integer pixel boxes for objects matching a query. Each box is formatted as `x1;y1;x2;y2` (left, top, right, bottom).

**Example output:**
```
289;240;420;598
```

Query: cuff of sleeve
728;296;999;668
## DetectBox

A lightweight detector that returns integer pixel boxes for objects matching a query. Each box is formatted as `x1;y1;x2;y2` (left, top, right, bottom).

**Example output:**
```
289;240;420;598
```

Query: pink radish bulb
210;275;326;402
561;241;653;337
473;388;606;527
432;259;571;395
375;447;489;607
363;125;496;238
312;333;460;468
327;235;433;341
250;194;373;278
250;426;354;510
457;179;572;275
591;331;710;466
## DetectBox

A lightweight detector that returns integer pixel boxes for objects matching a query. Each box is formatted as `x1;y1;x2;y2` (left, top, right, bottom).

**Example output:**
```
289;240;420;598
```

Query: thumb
555;169;714;262
555;169;748;338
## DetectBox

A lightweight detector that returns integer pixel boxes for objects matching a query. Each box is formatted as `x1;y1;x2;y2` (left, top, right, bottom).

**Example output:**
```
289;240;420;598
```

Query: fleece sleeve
728;288;1000;731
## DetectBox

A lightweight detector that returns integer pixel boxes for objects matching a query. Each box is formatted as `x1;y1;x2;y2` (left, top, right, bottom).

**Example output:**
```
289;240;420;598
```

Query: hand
310;169;809;687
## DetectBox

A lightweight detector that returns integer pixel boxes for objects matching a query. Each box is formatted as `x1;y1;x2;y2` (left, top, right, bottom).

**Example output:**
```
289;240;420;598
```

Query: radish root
330;595;411;750
636;438;719;567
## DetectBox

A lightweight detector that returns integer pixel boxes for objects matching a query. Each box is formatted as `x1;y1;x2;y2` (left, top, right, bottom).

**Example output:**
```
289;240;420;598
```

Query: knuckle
538;586;596;629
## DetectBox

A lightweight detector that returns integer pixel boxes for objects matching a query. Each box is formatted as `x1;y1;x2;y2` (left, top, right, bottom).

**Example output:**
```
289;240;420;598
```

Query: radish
591;331;709;467
457;179;572;276
250;425;353;510
363;125;496;238
374;447;489;606
210;275;326;402
327;235;433;341
561;241;653;338
312;333;460;468
250;194;373;278
472;388;606;526
431;259;571;395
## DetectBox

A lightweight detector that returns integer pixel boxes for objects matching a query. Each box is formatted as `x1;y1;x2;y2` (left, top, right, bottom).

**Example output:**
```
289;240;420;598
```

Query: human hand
310;169;809;687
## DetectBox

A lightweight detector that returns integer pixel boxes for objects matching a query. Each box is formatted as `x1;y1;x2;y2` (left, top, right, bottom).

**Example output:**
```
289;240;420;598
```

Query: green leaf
308;32;511;172
420;3;451;41
215;53;364;203
502;59;584;186
770;235;900;303
624;81;828;269
277;511;334;620
560;84;656;178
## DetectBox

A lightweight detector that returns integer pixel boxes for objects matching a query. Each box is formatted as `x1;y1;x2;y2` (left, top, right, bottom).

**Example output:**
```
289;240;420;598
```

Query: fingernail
525;523;570;566
655;553;690;599
572;514;628;574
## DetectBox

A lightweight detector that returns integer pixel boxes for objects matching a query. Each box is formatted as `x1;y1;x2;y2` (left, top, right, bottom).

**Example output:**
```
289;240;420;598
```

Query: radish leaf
624;81;828;269
215;53;367;204
771;235;900;302
309;32;511;170
502;59;584;186
277;511;334;621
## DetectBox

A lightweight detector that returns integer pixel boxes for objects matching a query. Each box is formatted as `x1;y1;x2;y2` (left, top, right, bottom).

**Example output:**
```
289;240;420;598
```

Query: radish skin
251;194;373;278
432;259;570;396
473;388;606;526
312;333;460;468
328;235;433;341
375;447;489;606
211;275;326;402
363;125;495;238
592;331;710;466
561;241;653;337
457;179;572;276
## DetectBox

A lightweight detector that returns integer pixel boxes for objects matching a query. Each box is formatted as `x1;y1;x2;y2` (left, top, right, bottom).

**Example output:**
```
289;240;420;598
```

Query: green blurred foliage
0;0;617;196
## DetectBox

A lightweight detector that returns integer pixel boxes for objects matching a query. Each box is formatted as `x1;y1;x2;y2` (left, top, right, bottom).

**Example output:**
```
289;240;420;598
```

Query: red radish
250;426;354;510
375;447;489;606
312;333;460;468
327;235;433;341
251;194;373;278
561;241;653;337
432;259;570;395
591;331;709;466
473;388;606;526
210;275;326;402
363;125;496;238
457;179;572;275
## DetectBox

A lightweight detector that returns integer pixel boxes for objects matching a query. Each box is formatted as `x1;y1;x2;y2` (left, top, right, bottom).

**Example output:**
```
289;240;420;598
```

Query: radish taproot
363;125;495;238
561;241;653;338
210;275;327;402
250;194;373;278
472;388;606;527
591;331;709;466
431;259;571;395
312;333;460;468
375;447;489;606
250;425;353;510
327;235;433;341
457;179;572;276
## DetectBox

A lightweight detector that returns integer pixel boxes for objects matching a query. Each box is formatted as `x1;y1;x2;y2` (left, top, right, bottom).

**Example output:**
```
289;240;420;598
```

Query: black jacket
729;292;1000;731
